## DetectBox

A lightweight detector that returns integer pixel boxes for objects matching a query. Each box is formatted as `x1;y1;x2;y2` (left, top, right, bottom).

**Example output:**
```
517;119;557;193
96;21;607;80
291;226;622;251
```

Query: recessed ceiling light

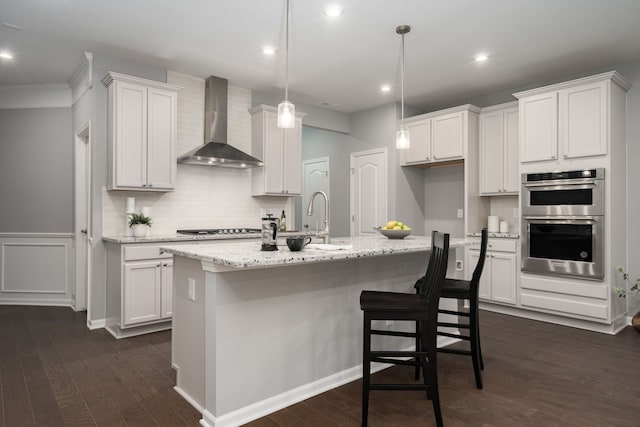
324;4;344;17
380;85;392;93
0;51;14;60
262;46;276;55
474;53;489;62
2;22;22;31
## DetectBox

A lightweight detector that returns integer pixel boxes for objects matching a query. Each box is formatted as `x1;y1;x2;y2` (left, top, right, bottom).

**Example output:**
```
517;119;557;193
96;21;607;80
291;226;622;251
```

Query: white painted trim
480;100;519;113
87;318;106;330
174;386;205;414
0;298;72;306
68;52;94;106
513;71;631;99
1;241;70;294
404;103;481;123
191;337;459;427
0;234;73;242
479;302;627;335
101;71;183;92
0;84;72;109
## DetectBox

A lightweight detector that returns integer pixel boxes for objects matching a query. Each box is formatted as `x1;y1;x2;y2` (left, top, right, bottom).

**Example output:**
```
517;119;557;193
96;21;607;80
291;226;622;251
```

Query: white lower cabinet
105;241;175;338
469;238;517;305
123;259;173;326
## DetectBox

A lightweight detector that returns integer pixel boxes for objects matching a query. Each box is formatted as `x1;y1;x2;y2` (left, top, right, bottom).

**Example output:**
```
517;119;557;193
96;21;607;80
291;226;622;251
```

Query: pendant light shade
278;0;295;128
395;25;411;149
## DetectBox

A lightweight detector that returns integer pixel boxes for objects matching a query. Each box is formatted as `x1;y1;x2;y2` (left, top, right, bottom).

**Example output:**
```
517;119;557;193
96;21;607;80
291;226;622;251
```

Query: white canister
488;216;500;233
499;220;509;234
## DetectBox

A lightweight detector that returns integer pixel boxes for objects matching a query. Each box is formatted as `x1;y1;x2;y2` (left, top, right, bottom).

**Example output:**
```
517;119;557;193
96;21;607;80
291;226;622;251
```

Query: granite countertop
102;230;315;244
467;232;519;239
160;235;469;269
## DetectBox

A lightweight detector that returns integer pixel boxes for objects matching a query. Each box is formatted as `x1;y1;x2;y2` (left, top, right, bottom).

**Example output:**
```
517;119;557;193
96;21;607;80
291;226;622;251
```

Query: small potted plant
615;265;640;333
129;213;152;237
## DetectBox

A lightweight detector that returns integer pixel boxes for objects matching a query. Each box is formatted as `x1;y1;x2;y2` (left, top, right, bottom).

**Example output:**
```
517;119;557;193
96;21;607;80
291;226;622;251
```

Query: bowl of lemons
377;220;412;239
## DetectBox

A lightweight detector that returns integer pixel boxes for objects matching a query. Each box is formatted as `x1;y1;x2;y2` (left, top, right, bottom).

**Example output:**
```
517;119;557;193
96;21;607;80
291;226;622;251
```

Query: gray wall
0;108;72;232
423;165;464;238
297;126;371;236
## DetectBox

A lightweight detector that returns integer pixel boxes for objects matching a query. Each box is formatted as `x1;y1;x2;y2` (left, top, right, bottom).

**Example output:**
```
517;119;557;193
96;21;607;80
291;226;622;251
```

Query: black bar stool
436;228;489;389
360;231;450;427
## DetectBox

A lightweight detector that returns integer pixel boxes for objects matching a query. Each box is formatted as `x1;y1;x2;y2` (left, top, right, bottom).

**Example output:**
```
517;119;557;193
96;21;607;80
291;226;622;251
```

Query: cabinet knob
156;263;162;267
551;155;557;159
162;263;168;267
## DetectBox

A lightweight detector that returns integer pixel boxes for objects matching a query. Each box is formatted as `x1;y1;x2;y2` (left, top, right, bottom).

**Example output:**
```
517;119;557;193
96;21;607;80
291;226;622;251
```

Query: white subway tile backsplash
102;71;292;236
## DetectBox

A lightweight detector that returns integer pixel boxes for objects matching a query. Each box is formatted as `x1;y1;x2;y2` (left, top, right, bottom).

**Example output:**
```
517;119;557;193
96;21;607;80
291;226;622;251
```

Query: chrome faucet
307;190;330;244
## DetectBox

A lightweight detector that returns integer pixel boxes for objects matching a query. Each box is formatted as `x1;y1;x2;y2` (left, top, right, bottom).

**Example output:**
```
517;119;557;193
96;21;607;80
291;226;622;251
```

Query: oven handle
523;179;598;189
524;216;599;224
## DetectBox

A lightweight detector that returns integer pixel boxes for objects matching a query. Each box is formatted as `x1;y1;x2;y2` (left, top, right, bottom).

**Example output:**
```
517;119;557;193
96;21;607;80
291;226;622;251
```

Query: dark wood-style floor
1;306;639;427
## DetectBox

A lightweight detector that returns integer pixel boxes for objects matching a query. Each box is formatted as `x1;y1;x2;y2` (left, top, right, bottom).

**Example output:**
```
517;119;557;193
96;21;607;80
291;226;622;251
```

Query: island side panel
172;255;208;411
209;251;428;417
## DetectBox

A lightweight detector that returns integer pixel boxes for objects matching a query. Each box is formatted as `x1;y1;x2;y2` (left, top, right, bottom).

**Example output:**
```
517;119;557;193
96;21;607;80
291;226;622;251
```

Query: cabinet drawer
470;238;517;253
124;245;173;261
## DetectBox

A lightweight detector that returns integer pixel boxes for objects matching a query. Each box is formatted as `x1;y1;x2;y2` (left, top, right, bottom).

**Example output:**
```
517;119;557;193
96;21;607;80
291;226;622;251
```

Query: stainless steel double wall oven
521;169;604;280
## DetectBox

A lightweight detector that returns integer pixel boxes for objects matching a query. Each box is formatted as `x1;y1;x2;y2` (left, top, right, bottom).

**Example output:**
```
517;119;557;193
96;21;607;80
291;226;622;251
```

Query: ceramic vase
632;311;640;334
131;224;148;238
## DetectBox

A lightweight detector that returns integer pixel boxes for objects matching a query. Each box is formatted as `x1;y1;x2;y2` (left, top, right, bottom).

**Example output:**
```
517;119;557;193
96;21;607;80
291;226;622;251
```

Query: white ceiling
2;0;640;113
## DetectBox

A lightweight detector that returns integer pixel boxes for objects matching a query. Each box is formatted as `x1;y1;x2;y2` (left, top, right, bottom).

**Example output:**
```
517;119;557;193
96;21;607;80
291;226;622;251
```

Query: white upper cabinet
432;111;464;161
405;119;431;163
250;105;306;196
102;72;181;191
479;103;519;195
402;104;479;166
514;71;631;165
559;81;607;159
519;92;558;163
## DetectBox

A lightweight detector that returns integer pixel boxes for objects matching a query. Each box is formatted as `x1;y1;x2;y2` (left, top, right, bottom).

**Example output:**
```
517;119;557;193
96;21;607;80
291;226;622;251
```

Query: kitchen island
161;235;467;427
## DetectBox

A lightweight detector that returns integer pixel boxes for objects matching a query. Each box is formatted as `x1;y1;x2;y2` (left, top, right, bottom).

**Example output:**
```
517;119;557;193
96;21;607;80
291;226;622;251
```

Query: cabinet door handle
550;155;557;159
162;263;168;267
156;263;162;267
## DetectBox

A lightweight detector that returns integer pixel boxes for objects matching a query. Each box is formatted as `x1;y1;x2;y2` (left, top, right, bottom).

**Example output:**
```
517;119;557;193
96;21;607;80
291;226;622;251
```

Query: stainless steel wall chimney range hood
177;76;264;168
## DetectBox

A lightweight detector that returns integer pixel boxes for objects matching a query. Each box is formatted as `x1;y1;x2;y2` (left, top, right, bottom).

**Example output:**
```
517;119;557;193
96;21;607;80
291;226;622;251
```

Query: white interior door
302;157;329;232
74;122;92;314
350;148;387;236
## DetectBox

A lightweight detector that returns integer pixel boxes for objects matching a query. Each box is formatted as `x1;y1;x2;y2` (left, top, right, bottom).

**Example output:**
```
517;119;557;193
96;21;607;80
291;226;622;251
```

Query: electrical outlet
188;278;196;301
456;260;463;271
457;209;464;219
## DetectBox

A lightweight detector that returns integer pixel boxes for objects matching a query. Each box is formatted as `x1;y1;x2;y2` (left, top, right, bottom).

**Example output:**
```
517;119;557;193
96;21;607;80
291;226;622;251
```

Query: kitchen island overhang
161;236;468;427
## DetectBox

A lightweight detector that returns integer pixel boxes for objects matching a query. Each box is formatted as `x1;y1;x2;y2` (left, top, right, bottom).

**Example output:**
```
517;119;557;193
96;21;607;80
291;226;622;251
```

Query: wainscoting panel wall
0;233;74;306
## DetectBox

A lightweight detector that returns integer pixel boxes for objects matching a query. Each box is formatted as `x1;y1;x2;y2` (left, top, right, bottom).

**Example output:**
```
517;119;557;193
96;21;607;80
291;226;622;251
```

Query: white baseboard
0;298;72;306
87;318;106;330
192;337;462;427
479;302;624;335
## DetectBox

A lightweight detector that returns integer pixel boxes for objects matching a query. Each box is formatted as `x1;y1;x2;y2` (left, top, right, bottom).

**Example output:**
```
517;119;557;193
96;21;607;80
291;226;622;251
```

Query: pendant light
396;25;411;150
277;0;295;128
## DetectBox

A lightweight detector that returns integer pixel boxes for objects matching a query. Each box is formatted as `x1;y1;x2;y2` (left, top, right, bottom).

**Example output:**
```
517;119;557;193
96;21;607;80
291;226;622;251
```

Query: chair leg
421;328;443;427
469;297;483;389
362;314;371;427
476;307;484;370
414;319;421;380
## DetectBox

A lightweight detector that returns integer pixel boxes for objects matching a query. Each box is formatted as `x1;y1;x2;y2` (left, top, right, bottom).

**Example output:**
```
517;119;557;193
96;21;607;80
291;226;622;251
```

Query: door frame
302;157;330;232
73;120;92;320
350;147;388;236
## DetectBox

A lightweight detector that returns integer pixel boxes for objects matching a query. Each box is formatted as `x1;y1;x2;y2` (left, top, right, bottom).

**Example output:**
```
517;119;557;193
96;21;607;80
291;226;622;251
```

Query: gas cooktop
177;228;261;236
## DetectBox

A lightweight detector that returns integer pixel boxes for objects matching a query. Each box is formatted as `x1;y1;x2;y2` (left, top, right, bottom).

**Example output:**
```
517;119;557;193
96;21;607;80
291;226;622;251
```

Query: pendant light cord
285;0;290;102
400;30;405;129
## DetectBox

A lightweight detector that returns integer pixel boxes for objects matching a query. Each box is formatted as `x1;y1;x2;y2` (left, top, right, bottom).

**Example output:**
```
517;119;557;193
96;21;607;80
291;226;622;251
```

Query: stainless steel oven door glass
521;216;603;280
521;168;604;216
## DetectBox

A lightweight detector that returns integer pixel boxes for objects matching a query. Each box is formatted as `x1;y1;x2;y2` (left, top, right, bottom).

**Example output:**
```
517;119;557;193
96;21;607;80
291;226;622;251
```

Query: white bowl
377;228;412;239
